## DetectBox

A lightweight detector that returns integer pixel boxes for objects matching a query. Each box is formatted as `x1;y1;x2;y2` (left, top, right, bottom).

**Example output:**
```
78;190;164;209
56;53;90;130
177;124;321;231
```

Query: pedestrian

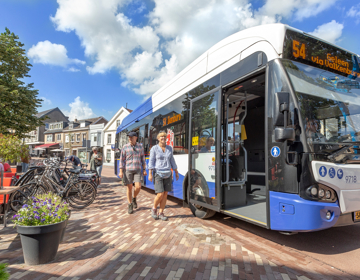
20;147;31;173
90;147;103;185
148;131;179;221
119;131;147;214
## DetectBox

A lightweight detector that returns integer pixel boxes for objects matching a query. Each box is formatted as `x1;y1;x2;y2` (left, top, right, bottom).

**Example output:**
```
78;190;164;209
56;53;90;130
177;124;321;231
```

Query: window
83;134;86;140
57;134;61;140
94;134;97;142
71;135;75;142
107;134;111;144
69;124;73;129
65;135;69;143
106;149;111;161
65;149;70;156
76;134;80;142
80;122;85;128
45;123;49;130
116;120;121;127
47;135;52;142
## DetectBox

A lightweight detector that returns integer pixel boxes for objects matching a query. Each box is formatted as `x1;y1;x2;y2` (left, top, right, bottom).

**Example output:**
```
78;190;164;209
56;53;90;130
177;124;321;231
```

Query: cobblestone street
1;166;359;280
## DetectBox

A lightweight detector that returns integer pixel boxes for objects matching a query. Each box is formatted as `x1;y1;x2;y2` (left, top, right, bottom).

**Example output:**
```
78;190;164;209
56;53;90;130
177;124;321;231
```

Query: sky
1;0;360;121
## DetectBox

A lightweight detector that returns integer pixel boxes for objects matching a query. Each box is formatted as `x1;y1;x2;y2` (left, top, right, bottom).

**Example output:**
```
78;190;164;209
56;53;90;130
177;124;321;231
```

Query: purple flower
33;211;39;214
13;214;19;219
35;215;40;220
41;219;45;222
22;204;28;208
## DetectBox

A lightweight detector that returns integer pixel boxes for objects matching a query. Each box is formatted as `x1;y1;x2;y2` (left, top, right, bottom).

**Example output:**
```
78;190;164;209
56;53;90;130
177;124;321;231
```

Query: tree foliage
0;28;44;138
0;134;28;162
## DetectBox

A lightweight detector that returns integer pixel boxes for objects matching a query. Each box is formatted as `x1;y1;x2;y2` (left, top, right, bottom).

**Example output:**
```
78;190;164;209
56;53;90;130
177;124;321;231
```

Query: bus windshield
283;60;360;148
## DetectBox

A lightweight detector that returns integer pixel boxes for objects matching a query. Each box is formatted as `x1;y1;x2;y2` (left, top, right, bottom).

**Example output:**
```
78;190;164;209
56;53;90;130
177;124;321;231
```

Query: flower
22;204;28;208
41;219;45;222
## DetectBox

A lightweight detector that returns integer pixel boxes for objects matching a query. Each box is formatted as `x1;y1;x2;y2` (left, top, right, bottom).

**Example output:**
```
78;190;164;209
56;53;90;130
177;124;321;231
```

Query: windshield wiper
327;144;355;162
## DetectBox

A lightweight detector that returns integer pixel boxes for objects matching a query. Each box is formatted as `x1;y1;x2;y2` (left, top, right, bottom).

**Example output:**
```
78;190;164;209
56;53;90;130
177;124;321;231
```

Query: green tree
0;134;25;162
0;28;44;138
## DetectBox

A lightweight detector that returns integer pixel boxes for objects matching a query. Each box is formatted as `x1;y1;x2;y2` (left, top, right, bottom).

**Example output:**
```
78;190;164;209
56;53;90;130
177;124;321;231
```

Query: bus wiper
327;144;354;162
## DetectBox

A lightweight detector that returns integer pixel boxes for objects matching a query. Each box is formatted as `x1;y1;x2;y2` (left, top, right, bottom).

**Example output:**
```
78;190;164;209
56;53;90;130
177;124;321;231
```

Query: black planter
17;220;67;265
60;211;71;243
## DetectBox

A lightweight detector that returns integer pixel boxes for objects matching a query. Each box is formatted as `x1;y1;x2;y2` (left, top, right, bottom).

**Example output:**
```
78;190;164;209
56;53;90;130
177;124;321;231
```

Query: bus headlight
304;184;337;202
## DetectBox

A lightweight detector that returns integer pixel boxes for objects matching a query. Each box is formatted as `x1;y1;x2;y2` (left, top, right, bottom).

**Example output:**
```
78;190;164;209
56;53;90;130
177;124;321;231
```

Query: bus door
188;87;222;213
221;72;268;227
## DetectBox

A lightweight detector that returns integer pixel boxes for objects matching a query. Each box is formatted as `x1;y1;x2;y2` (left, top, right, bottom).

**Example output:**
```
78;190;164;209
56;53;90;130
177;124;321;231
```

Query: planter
60;210;71;243
17;220;67;265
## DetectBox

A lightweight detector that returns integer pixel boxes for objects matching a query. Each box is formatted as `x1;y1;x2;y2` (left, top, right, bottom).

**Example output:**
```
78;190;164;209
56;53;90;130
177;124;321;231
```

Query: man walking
119;131;147;214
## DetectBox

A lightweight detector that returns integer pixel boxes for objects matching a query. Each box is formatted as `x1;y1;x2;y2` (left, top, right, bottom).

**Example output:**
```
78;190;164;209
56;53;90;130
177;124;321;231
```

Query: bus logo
271;146;280;157
319;166;327;177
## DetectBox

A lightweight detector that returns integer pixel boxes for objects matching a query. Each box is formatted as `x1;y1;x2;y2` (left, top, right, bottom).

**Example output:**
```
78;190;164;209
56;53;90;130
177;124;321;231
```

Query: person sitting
0;160;12;173
306;118;326;143
200;137;215;153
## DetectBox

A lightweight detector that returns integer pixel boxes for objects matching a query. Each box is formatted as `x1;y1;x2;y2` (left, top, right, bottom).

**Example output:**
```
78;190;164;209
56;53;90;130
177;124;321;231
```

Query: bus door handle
286;151;298;166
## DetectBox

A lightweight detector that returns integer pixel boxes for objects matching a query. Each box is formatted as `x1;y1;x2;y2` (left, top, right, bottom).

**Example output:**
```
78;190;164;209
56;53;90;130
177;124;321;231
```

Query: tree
0;28;44;138
0;134;26;163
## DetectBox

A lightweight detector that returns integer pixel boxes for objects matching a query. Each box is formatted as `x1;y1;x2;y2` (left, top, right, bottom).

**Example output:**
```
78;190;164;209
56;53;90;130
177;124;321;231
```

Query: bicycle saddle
69;169;81;174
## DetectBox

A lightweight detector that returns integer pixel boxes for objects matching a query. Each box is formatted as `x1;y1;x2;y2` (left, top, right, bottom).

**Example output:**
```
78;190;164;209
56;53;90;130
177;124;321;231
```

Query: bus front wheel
186;181;216;219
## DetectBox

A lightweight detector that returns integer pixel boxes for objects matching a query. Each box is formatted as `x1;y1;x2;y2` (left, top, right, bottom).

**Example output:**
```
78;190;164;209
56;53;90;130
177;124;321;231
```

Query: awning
34;143;59;149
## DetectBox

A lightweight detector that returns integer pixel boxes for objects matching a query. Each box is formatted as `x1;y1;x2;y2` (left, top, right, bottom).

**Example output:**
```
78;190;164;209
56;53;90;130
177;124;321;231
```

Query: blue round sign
271;146;280;157
337;169;344;179
329;167;335;178
319;166;327;177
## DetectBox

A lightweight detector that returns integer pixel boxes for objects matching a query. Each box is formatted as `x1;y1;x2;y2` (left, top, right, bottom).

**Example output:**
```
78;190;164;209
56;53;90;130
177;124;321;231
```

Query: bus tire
186;174;216;219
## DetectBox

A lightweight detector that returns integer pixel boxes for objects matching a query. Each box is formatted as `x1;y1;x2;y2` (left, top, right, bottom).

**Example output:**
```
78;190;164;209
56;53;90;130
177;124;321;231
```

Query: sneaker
151;208;158;220
132;197;137;209
158;212;168;221
128;203;133;214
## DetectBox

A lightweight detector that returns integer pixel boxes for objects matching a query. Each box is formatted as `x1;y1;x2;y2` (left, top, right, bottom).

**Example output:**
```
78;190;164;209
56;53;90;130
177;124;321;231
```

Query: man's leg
126;184;133;203
133;181;141;198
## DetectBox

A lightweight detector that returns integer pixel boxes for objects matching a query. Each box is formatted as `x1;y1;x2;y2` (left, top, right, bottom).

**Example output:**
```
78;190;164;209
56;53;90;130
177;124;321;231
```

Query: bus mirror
274;92;290;126
275;127;295;142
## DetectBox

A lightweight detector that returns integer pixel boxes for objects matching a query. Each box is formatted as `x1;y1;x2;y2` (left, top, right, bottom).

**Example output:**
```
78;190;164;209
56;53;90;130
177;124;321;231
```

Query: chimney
75;118;77;122
126;103;127;109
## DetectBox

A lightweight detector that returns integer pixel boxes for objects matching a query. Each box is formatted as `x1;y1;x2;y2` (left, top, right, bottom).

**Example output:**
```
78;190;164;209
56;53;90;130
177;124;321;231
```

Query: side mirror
274;92;290;127
275;127;295;142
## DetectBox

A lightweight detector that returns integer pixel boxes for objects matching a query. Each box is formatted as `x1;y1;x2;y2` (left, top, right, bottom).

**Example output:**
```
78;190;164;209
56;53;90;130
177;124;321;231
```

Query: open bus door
188;87;222;217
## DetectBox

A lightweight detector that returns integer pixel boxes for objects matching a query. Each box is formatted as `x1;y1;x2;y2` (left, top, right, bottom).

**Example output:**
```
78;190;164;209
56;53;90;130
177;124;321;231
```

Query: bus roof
116;23;356;134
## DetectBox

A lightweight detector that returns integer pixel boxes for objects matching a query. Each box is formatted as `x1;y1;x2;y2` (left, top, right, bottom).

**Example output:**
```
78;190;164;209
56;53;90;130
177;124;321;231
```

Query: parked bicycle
10;158;97;211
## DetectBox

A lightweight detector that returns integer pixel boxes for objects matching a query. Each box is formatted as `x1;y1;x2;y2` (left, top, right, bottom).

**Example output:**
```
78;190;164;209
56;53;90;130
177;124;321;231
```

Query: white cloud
347;4;360;24
62;96;95;121
28;40;85;67
68;67;80;72
39;97;52;106
50;0;339;96
309;20;344;44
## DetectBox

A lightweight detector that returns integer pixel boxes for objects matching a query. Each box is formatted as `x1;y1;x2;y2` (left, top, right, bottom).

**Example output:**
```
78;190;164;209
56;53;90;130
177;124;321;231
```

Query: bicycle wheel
65;181;96;209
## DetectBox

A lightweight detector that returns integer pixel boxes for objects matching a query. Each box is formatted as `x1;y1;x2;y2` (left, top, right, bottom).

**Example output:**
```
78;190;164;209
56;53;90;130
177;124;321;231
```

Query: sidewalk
1;166;358;280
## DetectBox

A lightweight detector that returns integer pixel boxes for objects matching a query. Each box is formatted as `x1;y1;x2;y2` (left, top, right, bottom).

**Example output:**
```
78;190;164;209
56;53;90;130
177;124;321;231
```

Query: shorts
96;165;103;177
154;172;173;193
123;170;142;185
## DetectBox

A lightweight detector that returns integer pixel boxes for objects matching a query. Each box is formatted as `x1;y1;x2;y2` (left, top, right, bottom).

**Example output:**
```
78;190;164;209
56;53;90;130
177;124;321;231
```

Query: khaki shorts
123;170;142;185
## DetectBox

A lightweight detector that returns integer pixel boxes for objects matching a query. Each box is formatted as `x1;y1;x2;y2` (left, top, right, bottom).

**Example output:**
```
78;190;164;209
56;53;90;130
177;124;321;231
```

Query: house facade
102;107;131;166
24;108;68;155
62;117;108;162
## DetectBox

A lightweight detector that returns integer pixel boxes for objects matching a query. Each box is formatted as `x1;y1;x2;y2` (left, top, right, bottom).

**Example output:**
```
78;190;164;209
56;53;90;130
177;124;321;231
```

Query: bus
114;23;360;233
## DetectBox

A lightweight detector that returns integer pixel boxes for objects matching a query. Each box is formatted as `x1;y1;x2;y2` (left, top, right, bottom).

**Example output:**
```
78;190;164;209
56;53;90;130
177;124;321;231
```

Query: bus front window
283;60;360;151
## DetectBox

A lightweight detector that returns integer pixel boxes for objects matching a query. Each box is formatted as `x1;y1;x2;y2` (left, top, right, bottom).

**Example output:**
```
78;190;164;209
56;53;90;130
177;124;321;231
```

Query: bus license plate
354;211;360;222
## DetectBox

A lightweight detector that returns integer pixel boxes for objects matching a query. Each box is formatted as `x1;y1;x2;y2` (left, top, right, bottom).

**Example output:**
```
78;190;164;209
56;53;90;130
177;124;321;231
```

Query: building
90;123;106;151
24;108;69;155
62;116;108;162
43;120;69;157
102;107;132;166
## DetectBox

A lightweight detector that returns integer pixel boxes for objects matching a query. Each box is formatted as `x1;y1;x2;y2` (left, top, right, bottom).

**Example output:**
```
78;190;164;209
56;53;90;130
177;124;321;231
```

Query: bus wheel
187;183;216;219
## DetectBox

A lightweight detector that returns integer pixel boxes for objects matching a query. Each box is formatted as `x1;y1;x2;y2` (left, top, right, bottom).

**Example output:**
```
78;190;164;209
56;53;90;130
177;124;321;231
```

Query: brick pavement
1;166;359;280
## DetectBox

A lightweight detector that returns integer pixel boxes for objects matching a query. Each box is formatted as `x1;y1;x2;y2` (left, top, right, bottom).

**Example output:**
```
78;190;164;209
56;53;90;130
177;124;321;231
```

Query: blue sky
1;0;360;121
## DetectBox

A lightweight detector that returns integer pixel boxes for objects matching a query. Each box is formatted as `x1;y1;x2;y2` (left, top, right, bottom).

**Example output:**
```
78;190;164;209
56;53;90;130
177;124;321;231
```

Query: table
0;186;21;227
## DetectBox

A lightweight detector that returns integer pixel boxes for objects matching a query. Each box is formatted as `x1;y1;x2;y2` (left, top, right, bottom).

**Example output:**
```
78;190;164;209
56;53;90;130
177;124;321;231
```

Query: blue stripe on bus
269;191;340;232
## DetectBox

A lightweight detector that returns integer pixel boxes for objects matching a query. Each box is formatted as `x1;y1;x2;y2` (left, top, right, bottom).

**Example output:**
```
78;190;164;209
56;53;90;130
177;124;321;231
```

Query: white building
102;106;132;165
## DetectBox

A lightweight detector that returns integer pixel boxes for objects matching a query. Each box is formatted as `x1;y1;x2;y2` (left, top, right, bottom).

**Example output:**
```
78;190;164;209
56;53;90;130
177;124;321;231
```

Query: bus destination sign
283;29;360;79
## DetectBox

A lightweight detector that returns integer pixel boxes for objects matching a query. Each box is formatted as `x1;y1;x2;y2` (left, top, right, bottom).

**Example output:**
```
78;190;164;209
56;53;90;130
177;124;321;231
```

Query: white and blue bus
115;23;360;233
